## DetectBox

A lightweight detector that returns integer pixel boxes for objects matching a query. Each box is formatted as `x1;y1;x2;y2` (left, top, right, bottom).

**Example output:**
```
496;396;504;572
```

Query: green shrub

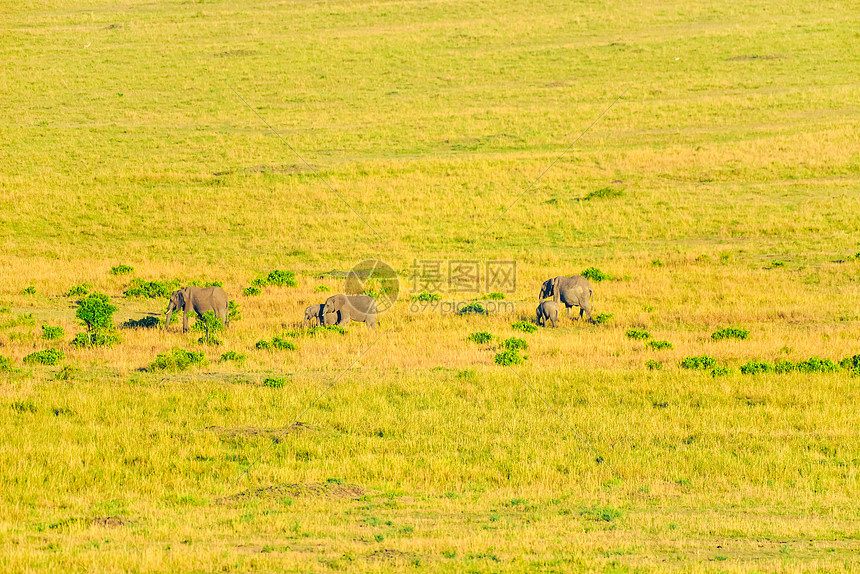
740;360;773;375
494;349;524;366
467;332;492;344
263;377;286;388
774;360;797;374
220;351;247;363
769;260;785;268
110;264;134;276
41;325;65;340
646;340;673;350
123;316;161;329
71;332;120;348
314;285;331;293
796;357;840;373
411;292;440;303
840;355;860;370
23;349;65;366
188;280;223;288
243;286;261;296
711;366;732;377
22;286;36;295
501;337;527;351
271;337;297;351
458;302;487;315
255;339;271;350
511;321;538;334
192;311;225;345
481;292;505;300
626;329;650;340
0;355;14;371
582;267;611;282
66;283;93;297
265;270;297;287
711;328;749;341
147;349;205;372
680;355;718;370
583;187;624;201
645;360;662;370
593;313;612;324
124;278;178;298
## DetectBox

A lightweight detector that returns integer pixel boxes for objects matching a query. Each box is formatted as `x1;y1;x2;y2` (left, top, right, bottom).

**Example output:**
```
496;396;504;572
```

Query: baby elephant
536;300;559;328
303;304;337;327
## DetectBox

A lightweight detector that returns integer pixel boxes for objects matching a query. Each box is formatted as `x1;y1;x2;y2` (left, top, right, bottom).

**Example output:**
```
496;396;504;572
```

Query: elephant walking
322;294;378;330
539;275;594;323
536;300;559;328
165;286;229;332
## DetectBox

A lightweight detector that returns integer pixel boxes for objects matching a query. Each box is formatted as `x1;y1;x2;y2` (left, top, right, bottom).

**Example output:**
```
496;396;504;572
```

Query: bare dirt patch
221;482;367;504
365;549;423;563
91;516;131;528
205;422;318;440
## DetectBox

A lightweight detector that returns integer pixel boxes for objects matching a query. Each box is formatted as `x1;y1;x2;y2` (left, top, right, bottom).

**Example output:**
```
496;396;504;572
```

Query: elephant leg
580;298;593;323
367;314;376;330
566;305;573;320
337;310;350;327
182;310;189;333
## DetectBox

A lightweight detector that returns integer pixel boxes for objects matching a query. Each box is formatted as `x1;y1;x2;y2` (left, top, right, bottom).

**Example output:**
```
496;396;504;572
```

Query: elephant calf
322;294;378;330
304;304;338;327
536;300;559;328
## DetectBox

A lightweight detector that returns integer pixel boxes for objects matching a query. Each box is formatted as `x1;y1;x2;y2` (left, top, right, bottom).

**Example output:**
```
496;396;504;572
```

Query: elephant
536;300;559;328
539;275;594;323
304;304;338;327
165;286;229;333
322;294;378;330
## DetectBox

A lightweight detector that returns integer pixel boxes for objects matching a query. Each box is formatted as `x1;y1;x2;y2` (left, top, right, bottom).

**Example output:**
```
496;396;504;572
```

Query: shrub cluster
458;302;487;315
124;278;179;299
739;360;773;375
256;337;296;351
251;270;297;288
411;292;440;303
501;337;527;351
467;332;492;344
263;377;286;388
711;328;749;341
680;355;718;370
581;267;611;282
511;321;538;334
23;349;65;366
743;357;841;375
711;366;732;377
188;280;222;287
243;286;261;296
646;360;662;370
0;355;14;371
646;340;673;350
626;329;650;340
220;351;247;363
41;325;65;340
110;264;134;276
148;349;205;372
494;349;524;366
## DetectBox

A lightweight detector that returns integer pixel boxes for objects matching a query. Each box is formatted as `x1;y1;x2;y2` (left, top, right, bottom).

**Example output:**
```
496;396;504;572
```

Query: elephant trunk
164;303;175;329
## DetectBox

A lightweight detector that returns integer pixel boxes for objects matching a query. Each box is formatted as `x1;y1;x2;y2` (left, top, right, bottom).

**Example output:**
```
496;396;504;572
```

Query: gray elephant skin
322;294;378;330
304;304;338;327
539;275;594;323
165;286;229;332
536;300;559;328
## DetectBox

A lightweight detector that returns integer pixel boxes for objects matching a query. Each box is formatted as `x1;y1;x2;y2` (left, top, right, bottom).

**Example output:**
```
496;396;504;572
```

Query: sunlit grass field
1;0;859;571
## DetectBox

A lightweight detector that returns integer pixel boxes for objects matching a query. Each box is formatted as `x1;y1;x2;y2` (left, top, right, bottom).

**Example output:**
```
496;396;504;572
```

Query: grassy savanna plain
1;0;859;571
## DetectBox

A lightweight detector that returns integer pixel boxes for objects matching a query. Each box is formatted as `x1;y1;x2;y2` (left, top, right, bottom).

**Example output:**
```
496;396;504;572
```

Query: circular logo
344;259;399;312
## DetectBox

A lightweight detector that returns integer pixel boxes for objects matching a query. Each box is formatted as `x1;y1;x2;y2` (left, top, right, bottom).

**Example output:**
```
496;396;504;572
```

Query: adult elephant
165;286;229;332
322;294;378;330
539;275;594;323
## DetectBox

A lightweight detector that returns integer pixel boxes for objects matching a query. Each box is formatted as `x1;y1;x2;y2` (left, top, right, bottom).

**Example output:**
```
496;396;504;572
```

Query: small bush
626;329;651;340
680;355;718;370
22;286;36;295
511;321;538;334
263;377;286;388
265;270;297;287
0;355;14;371
583;187;624;201
314;285;331;293
255;339;271;350
124;278;178;299
840;355;860;370
711;367;732;377
55;365;77;381
646;340;672;350
192;311;225;345
774;360;797;374
796;357;840;373
41;325;65;340
582;267;611;282
271;337;297;351
411;292;440;303
124;316;160;329
23;349;65;366
593;313;612;324
243;286;261;296
481;292;505;300
66;283;92;297
494;349;524;366
740;360;773;375
501;337;528;351
227;301;241;322
467;332;492;344
646;360;662;371
148;349;205;372
711;328;749;341
220;351;247;363
71;332;120;348
458;302;487;315
110;264;134;275
769;260;786;268
188;280;223;288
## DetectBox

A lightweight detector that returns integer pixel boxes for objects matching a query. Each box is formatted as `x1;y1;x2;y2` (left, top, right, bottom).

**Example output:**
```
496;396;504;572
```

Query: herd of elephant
162;275;594;332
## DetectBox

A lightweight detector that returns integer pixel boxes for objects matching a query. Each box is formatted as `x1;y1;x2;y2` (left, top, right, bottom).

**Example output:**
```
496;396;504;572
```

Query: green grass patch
583;187;624;201
0;355;14;372
41;325;64;340
626;329;651;340
711;367;732;377
480;292;505;300
220;351;247;363
579;505;623;522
